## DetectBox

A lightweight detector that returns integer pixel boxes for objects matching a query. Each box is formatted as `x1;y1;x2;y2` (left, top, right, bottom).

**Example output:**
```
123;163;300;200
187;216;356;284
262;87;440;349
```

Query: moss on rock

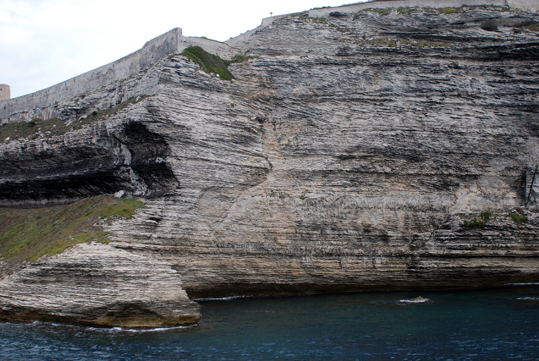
0;195;146;269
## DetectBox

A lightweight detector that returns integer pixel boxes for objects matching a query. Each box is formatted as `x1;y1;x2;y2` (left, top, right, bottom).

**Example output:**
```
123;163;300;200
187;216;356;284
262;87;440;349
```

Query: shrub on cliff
510;212;528;224
182;46;234;80
461;211;493;228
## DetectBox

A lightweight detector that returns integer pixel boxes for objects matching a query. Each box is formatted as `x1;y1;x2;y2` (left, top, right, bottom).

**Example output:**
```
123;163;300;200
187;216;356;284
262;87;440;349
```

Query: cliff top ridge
1;0;537;122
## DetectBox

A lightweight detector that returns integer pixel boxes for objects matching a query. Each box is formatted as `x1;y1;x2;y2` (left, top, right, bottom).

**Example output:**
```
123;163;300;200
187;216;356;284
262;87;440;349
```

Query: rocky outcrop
0;243;200;328
1;3;539;326
109;5;539;297
0;120;178;207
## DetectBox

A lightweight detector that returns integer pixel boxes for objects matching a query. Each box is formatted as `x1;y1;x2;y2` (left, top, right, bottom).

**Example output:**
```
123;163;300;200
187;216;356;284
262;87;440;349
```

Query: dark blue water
2;286;539;361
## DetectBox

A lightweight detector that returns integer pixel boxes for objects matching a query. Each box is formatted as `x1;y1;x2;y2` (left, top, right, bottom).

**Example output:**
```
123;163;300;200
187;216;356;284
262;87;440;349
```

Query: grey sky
0;0;364;98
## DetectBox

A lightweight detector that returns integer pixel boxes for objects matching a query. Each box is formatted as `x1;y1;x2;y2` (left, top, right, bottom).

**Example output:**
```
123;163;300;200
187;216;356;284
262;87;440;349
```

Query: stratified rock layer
1;5;539;324
0;243;200;328
108;7;539;297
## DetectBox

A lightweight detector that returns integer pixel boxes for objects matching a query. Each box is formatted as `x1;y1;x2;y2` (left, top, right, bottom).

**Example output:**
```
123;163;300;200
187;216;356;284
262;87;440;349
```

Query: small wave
399;297;430;304
196;295;253;302
517;297;539;301
110;325;197;333
505;282;539;286
28;321;197;333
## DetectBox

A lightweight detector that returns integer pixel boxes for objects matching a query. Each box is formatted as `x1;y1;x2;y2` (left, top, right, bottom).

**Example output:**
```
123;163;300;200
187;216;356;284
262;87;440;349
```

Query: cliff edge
1;1;539;327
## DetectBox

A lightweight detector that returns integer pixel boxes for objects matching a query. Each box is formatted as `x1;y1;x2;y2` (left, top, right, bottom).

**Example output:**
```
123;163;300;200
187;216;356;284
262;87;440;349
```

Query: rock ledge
0;243;200;328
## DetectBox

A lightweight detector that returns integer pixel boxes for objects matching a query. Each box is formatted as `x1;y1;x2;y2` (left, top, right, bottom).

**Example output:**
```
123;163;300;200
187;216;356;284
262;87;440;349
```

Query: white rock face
0;243;200;328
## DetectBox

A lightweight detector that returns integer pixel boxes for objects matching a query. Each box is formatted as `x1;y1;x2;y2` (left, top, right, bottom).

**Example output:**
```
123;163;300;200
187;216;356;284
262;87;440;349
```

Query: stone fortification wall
0;28;234;122
0;85;9;101
3;0;537;123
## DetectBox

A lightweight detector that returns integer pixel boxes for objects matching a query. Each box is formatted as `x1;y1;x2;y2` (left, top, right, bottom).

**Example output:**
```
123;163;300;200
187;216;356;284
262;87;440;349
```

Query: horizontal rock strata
0;243;200;328
108;6;539;297
1;4;539;324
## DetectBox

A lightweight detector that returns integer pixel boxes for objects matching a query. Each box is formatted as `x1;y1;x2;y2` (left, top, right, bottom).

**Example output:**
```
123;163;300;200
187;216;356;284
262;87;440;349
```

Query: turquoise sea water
1;286;539;360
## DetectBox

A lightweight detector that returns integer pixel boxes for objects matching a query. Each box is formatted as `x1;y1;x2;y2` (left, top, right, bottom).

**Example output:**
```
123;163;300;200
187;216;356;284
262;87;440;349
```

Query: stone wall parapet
0;28;234;122
2;0;537;122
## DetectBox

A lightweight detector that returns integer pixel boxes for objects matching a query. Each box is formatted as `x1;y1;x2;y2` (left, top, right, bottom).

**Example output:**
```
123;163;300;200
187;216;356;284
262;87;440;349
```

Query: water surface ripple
1;287;539;360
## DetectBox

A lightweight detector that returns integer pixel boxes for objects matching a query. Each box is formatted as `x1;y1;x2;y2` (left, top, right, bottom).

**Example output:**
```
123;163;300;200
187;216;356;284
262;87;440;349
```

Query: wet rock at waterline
0;243;200;328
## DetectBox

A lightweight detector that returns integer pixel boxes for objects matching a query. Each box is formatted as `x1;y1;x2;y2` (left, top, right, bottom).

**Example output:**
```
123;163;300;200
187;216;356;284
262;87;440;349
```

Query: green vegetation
182;46;234;80
510;212;528;224
436;6;508;14
356;8;391;17
513;23;539;34
441;7;460;14
0;95;149;143
291;14;329;25
460;210;529;228
372;37;398;47
0;195;146;266
228;54;248;63
0;118;53;142
397;7;412;15
225;54;259;65
480;211;492;224
72;93;87;103
82;95;149;122
310;16;329;24
373;8;390;15
470;217;485;228
268;190;287;199
461;211;493;229
414;41;454;48
354;5;512;18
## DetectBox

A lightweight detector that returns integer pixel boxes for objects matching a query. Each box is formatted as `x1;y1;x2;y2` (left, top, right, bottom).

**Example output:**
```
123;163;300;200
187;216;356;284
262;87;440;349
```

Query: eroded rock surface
1;4;539;324
109;6;539;297
0;243;200;328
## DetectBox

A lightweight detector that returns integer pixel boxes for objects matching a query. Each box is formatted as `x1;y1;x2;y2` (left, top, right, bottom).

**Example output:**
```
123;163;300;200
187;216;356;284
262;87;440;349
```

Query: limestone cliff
1;2;539;327
0;243;200;328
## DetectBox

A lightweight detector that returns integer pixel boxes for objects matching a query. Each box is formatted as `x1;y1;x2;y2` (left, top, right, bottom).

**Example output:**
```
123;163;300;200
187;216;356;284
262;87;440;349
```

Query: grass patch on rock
291;14;329;24
1;95;149;143
0;119;52;142
367;8;391;16
460;211;493;228
524;23;539;32
82;95;149;122
355;8;391;18
225;54;260;65
441;7;461;14
0;195;146;269
182;46;234;80
397;7;412;15
309;16;329;24
510;212;528;224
